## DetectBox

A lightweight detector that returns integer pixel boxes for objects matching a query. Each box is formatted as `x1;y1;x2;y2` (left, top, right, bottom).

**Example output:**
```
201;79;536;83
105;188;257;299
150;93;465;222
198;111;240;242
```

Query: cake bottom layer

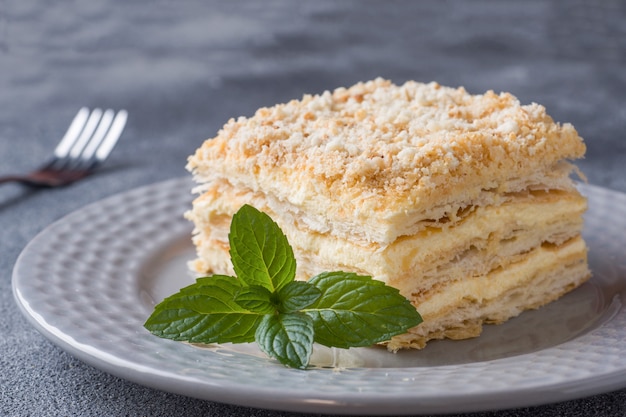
386;236;589;350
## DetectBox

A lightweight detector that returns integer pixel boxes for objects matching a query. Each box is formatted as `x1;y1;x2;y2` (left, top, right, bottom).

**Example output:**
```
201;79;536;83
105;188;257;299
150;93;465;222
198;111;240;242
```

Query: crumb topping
188;78;585;217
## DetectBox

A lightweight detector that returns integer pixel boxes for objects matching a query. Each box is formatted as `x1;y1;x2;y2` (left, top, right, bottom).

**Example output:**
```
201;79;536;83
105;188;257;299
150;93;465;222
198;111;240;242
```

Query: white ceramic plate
12;178;626;415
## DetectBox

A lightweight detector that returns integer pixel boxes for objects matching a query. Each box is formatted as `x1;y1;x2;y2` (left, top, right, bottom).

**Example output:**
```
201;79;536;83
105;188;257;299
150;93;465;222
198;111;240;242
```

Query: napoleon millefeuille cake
185;78;589;350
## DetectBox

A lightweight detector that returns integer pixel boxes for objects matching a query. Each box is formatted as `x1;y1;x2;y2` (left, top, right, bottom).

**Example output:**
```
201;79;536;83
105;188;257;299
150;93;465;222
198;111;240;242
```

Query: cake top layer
188;78;585;238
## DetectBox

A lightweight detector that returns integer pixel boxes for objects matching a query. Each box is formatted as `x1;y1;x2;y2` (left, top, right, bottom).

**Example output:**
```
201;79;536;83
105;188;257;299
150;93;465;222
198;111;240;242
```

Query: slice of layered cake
185;78;589;350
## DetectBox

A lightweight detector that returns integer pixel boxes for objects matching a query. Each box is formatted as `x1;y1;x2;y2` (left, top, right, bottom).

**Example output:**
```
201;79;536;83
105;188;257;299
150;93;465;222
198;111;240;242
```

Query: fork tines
49;107;128;170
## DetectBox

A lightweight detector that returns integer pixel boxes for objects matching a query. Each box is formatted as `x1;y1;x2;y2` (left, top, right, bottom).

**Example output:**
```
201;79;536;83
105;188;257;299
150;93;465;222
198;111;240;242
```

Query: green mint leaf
235;285;275;314
229;204;296;292
144;275;264;344
277;281;321;313
147;204;424;370
255;313;315;369
305;271;423;348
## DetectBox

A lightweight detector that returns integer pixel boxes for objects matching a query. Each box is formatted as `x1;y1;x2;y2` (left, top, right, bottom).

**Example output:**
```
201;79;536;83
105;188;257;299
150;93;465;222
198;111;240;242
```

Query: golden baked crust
187;78;586;244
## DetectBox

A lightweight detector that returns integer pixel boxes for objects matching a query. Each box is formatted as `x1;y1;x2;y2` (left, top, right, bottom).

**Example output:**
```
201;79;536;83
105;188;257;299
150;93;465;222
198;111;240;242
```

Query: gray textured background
1;1;625;416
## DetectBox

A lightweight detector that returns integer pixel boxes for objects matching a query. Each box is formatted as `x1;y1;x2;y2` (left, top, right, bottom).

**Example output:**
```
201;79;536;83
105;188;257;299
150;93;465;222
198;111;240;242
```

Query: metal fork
0;107;127;187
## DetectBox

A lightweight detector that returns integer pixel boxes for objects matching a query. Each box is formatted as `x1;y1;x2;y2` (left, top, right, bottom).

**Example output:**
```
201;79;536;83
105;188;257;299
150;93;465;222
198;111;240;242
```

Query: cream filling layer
188;187;586;289
190;162;579;246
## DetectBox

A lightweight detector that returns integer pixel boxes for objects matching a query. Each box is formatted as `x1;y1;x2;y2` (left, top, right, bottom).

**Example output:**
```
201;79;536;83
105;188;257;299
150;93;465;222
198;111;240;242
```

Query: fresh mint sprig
144;205;422;369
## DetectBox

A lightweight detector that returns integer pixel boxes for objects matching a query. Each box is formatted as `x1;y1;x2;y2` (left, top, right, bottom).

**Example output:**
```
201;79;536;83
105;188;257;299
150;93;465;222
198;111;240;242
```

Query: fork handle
0;175;25;184
0;175;51;187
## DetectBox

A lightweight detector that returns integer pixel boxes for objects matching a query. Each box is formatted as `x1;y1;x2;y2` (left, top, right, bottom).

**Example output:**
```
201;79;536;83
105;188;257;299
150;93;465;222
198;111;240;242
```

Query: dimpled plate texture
12;178;626;415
